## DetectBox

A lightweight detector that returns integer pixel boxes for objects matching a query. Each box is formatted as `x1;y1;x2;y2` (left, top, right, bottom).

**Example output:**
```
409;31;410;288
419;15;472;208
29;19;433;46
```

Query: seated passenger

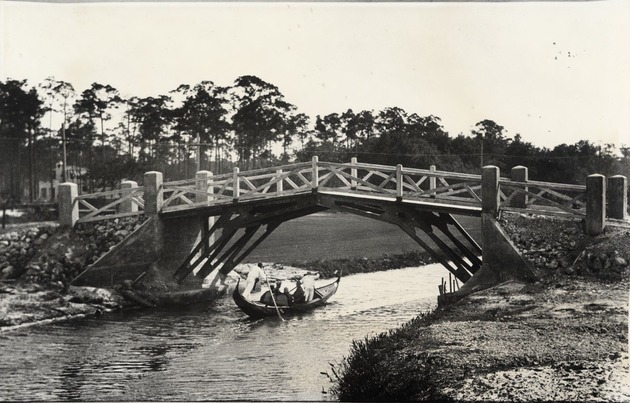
275;287;292;306
259;285;275;305
292;280;306;304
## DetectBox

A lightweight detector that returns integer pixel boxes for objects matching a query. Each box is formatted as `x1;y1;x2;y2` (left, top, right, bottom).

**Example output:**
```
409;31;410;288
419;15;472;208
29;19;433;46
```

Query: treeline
1;76;628;203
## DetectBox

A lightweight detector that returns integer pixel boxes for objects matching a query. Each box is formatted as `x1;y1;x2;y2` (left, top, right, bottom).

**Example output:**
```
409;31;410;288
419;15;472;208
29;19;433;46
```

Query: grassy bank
327;214;630;401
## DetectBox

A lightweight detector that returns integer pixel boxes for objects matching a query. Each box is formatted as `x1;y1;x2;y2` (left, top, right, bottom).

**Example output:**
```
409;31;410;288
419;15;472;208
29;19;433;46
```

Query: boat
232;272;342;319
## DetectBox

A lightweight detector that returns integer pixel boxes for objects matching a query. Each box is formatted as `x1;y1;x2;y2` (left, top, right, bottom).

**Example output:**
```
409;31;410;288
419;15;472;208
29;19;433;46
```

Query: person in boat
302;272;319;302
259;284;276;305
292;278;306;304
275;287;292;306
243;263;266;299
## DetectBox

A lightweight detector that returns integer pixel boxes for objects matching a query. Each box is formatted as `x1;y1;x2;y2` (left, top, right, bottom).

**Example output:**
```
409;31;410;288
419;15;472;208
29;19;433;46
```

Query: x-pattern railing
499;179;586;217
76;186;145;223
73;158;588;222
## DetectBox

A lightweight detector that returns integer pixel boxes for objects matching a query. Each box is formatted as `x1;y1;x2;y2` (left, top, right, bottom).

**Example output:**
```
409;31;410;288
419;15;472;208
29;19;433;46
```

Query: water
0;264;451;401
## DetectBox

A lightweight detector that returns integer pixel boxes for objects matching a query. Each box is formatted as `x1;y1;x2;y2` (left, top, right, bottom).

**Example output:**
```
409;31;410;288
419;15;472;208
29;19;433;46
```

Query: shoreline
327;213;630;401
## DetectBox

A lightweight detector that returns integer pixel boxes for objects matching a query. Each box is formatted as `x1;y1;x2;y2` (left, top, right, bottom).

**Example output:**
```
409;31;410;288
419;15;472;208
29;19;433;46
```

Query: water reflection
0;264;450;401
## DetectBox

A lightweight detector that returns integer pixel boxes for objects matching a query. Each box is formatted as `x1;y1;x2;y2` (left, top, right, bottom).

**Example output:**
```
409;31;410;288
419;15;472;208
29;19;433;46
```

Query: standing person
302;272;319;302
242;263;266;299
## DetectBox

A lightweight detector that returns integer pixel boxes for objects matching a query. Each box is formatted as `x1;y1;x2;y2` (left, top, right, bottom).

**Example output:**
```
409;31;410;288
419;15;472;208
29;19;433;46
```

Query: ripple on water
0;264;450;401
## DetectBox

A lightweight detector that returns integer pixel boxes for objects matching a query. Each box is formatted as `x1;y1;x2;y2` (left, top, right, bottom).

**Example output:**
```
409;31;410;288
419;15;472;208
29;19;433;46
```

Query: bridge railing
317;159;486;207
75;181;145;224
160;162;315;212
58;156;627;235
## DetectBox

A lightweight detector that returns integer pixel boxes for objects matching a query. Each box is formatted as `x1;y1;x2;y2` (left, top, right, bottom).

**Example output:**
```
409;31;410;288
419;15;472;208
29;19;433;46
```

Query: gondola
232;272;342;319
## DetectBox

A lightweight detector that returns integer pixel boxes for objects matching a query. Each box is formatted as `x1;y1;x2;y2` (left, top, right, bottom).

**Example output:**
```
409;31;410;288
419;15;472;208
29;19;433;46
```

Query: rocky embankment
0;218;146;329
329;213;630;401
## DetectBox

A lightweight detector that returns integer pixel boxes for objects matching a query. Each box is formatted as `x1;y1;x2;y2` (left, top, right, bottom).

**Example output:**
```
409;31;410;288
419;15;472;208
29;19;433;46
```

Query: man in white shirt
242;263;266;299
301;271;319;302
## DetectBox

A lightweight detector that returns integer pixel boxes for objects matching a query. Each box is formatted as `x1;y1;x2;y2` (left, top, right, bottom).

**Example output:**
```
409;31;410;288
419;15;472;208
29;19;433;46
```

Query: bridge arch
69;157;625;294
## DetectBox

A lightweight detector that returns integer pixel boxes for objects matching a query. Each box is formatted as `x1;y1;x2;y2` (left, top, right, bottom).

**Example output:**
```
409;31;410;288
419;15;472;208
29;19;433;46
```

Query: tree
171;82;230;172
0;79;44;201
281;112;310;157
132;95;172;156
472;119;510;169
74;83;122;153
231;76;294;169
314;113;342;145
39;77;75;183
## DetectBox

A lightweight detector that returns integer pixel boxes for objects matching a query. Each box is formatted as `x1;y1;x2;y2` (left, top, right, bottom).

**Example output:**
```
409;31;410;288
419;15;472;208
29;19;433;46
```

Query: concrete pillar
276;169;283;193
58;182;78;228
232;167;240;201
586;174;606;235
144;171;163;216
195;170;212;204
119;180;138;214
510;166;528;208
196;170;214;254
429;165;437;197
607;175;627;220
351;157;357;190
482;166;500;218
396;164;403;201
312;156;319;191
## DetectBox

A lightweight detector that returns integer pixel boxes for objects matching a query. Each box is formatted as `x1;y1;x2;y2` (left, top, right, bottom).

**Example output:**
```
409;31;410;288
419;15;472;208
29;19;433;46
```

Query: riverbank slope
329;213;629;401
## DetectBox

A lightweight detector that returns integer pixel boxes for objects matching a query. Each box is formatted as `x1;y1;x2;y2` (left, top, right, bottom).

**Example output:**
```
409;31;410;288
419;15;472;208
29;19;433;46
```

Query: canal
0;264;451;401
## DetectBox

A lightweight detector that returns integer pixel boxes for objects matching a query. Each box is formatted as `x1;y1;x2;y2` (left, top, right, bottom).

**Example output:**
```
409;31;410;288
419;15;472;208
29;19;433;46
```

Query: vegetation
326;216;630;401
1;77;629;204
293;250;438;279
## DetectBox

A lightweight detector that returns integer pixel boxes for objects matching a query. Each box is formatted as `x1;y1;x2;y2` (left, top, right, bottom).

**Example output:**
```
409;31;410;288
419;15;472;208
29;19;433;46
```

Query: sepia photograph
0;0;628;400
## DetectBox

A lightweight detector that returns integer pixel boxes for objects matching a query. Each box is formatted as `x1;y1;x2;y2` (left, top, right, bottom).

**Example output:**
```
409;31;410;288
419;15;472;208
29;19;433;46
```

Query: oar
259;265;285;321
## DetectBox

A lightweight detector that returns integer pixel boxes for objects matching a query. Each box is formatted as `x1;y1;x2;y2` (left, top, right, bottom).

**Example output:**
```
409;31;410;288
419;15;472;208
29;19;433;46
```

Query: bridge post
196;170;214;253
429;165;437;197
351;157;357;190
119;180;138;214
144;171;163;215
276;169;283;192
586;174;606;235
233;167;240;201
510;166;528;208
607;175;627;220
482;166;500;218
312;156;319;192
396;164;403;201
195;171;212;204
58;182;78;228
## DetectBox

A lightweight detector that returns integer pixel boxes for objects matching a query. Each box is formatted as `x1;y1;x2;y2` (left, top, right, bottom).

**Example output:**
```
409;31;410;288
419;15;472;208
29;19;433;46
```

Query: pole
259;265;284;321
62;97;67;183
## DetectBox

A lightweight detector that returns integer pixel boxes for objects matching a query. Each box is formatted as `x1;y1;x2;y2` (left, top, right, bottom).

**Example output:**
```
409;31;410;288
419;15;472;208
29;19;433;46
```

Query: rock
564;267;575;275
547;260;559;270
114;229;129;238
614;257;627;267
1;265;15;279
589;259;603;271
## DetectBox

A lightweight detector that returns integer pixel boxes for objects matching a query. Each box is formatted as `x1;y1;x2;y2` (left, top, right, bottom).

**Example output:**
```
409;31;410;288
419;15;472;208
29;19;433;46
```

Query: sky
1;0;629;150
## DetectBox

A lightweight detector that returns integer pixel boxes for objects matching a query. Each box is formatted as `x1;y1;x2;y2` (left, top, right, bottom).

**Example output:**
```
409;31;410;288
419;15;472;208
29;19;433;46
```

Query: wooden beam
197;225;261;279
172;211;232;282
397;222;471;283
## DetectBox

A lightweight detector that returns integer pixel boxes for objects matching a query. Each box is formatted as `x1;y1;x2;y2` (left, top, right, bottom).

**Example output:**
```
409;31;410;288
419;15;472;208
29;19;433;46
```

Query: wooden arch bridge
63;157;627;290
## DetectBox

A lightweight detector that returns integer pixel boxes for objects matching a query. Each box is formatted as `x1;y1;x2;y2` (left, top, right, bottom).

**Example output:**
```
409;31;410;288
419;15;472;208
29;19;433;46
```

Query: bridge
62;157;628;293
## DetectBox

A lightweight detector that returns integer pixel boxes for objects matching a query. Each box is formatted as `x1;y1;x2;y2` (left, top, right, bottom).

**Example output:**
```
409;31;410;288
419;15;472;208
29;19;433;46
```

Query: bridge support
607;175;627;220
317;193;481;284
171;194;328;284
58;182;78;228
458;166;536;294
586;174;606;235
